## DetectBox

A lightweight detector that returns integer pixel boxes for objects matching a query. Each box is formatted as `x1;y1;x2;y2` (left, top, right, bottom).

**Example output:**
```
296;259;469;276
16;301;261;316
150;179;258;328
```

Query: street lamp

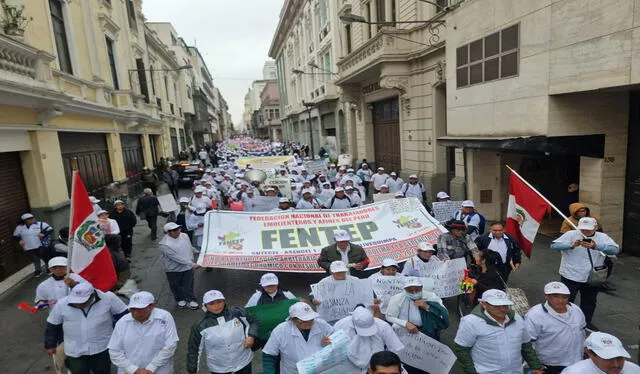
302;100;315;156
339;13;446;46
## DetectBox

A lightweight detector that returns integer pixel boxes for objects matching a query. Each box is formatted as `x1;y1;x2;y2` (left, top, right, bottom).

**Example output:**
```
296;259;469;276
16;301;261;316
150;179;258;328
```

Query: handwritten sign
394;328;457;374
416;258;467;298
305;159;329;175
369;275;406;313
432;201;463;223
373;193;395;202
296;330;350;374
250;196;279;212
157;194;179;213
311;279;374;322
338;154;352;167
263;177;292;200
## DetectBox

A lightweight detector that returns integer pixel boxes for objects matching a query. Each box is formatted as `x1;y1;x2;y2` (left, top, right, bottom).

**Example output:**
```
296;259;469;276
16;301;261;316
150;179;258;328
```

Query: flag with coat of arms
505;172;551;258
69;171;117;291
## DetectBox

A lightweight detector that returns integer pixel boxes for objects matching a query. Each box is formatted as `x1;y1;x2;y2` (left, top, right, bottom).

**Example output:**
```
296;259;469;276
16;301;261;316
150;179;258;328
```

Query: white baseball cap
164;222;182;232
194;186;206;193
390;172;397;176
67;282;95;304
544;281;570;295
279;197;290;203
97;209;108;216
351;307;378;336
436;191;450;199
380;184;389;189
48;256;68;268
585;332;631;359
408;174;418;179
289;301;319;321
479;289;513;306
404;277;423;289
260;273;279;287
179;197;190;203
418;242;436;252
203;290;225;304
345;186;354;191
114;200;125;205
335;186;345;192
461;200;475;208
301;189;313;195
377;167;384;171
334;229;351;242
577;217;597;230
381;258;399;268
265;187;275;192
128;291;155;309
20;213;34;220
330;260;349;273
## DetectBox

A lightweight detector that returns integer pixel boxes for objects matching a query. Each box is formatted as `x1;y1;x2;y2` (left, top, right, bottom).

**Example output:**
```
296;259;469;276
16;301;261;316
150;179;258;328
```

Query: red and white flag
69;172;117;291
505;173;551;258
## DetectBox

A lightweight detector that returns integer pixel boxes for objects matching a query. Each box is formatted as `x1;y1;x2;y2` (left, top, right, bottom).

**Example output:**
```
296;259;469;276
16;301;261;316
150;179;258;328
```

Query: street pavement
1;202;639;373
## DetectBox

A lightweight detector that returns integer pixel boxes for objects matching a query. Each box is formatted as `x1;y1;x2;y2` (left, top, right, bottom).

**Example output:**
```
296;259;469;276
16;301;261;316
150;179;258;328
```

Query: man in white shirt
385;172;404;194
562;332;640;374
108;291;179;374
453;200;483;240
525;282;586;374
401;242;440;277
35;257;84;311
44;282;128;374
371;167;390;193
399;175;426;203
158;222;200;310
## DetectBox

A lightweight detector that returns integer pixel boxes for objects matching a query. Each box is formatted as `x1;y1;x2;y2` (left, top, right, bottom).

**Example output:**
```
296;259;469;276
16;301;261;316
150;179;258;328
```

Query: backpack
328;195;352;208
464;211;486;234
402;183;424;197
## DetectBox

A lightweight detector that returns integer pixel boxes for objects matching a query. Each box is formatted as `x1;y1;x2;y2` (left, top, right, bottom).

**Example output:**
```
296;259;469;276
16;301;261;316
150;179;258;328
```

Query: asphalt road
1;196;639;373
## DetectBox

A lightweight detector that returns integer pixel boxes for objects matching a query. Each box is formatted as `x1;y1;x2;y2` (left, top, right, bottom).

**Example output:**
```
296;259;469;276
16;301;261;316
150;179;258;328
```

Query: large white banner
310;278;374;323
236;155;295;169
394;328;457;374
198;198;447;272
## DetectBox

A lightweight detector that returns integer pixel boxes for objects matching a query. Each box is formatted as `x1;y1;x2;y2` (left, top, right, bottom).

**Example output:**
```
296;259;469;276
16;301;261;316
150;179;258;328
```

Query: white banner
394;328;457;374
197;198;447;272
311;278;374;323
236;155;295;169
263;177;293;200
369;276;406;313
157;194;179;213
305;159;329;175
416;258;467;298
296;330;350;374
432;201;463;223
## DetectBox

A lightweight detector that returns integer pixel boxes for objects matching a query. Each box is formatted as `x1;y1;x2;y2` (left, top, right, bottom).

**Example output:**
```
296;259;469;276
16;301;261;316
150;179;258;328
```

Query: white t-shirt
561;358;640;374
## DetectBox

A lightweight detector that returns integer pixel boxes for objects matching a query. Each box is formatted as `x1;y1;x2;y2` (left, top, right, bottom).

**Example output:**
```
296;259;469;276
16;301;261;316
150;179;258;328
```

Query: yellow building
0;0;188;280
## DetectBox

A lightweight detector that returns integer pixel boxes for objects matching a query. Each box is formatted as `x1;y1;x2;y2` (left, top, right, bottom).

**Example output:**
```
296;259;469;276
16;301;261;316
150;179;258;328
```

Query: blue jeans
166;269;196;302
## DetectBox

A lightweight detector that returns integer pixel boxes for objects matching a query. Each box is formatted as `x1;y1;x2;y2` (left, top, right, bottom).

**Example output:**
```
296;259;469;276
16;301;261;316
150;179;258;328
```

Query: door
624;92;640;256
0;152;31;281
120;134;144;197
170;128;179;158
59;132;113;199
372;98;401;172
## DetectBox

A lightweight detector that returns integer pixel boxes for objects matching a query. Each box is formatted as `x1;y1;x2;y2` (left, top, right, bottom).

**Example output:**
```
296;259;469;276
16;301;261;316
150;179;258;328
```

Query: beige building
442;0;640;251
0;0;190;280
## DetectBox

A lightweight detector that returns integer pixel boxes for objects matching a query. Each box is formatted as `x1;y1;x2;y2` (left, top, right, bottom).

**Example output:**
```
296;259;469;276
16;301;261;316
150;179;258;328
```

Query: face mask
267;291;278;298
406;292;422;301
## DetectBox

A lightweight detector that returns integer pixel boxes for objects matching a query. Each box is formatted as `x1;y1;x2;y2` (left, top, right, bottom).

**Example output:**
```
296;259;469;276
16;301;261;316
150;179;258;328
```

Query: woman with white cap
245;273;296;307
186;203;207;248
97;209;120;235
369;259;402;316
401;242;441;277
262;301;334;374
187;290;259;374
296;189;322;209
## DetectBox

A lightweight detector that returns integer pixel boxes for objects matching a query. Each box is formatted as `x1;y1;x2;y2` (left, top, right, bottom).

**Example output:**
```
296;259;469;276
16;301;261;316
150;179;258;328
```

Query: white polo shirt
13;222;49;251
47;290;128;357
262;319;334;374
487;233;509;263
552;231;619;283
562;358;640;374
525;302;586;367
108;308;178;374
35;274;86;307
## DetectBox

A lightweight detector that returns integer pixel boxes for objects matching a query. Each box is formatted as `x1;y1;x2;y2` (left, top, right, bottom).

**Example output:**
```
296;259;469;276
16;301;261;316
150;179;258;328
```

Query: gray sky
142;0;284;130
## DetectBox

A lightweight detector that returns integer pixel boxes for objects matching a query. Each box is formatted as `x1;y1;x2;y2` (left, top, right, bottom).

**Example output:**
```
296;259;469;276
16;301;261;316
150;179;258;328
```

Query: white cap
89;196;100;204
543;281;570;295
97;209;108;215
347;168;355;173
335;186;345;192
461;200;475;208
352;307;378;336
436;191;450;199
20;213;34;220
203;290;225;304
377;167;384;171
67;282;95;304
260;273;279;287
334;229;351;241
164;222;181;232
330;260;349;273
585;332;631;359
289;301;319;321
194;186;206;193
114;200;125;205
578;217;597;230
301;189;313;195
390;172;397;176
479;289;513;306
48;256;68;268
408;174;418;179
362;163;368;166
265;187;275;192
279;197;290;203
380;184;389;189
195;204;207;214
418;242;436;252
345;186;354;190
382;258;399;268
404;277;423;288
179;197;190;203
128;291;155;309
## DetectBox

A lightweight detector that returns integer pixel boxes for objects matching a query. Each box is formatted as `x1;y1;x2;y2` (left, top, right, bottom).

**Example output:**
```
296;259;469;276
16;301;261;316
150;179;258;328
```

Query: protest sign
416;258;467;298
337;154;352;167
432;201;463;223
394;328;457;374
373;193;395;202
245;298;300;342
198;198;447;272
296;330;350;374
263;177;293;200
310;279;374;322
250;196;279;212
305;159;329;174
369;276;406;313
157;194;179;213
237;155;295;169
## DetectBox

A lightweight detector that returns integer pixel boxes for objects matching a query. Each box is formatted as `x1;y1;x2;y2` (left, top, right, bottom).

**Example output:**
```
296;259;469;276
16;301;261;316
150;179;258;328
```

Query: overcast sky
142;0;284;130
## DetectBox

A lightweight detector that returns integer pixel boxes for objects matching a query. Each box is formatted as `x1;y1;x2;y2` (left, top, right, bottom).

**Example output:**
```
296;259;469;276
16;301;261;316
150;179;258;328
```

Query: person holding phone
551;217;619;331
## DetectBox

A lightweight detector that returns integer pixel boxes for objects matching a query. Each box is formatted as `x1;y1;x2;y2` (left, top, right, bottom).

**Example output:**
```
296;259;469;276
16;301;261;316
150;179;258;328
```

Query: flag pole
66;158;78;274
505;164;578;231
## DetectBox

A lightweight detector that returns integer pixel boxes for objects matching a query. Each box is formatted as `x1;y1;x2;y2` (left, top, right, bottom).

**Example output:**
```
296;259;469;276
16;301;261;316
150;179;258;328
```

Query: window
135;59;149;103
187;85;192;99
365;2;372;39
345;24;352;54
322;52;332;82
49;0;73;74
105;36;119;90
456;23;519;88
164;75;169;101
149;65;156;95
376;0;386;31
320;0;329;26
391;0;397;26
170;34;177;45
170;103;175;115
436;0;448;11
126;0;137;30
275;108;280;118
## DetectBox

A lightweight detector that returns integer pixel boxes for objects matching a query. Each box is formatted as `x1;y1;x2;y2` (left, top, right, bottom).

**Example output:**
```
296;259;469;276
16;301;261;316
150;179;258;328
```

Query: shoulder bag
586;247;608;287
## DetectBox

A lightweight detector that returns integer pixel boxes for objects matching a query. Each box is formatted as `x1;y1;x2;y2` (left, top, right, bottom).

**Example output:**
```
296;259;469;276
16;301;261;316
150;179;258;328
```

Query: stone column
105;132;126;181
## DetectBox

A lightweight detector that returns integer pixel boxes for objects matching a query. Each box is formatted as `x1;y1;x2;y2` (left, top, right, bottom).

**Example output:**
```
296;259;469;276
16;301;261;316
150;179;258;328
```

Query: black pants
543;365;566;374
561;276;599;323
212;362;252;374
65;350;111;374
168;183;179;199
166;269;196;302
146;215;158;240
119;230;133;257
362;181;370;196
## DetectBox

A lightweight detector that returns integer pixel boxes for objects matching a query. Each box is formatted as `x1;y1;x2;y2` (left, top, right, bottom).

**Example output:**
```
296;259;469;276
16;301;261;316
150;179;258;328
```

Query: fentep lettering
261;221;379;249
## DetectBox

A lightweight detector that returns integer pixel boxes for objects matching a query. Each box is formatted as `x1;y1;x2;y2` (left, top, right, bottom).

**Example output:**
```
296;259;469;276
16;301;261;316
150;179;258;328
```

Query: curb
0;263;35;302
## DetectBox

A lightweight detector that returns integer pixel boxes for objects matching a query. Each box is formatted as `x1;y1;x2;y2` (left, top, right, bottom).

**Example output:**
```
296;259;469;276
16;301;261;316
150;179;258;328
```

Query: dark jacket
471;268;505;304
317;243;369;275
475;233;522;267
109;208;137;232
418;301;450;341
254;288;291;306
186;307;259;373
136;195;160;217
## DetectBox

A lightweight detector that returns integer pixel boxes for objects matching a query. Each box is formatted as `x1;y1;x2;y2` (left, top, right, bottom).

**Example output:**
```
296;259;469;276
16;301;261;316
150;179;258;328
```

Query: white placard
394;328;457;374
249;196;279;212
157;194;179;213
263;177;292;199
296;330;350;374
338;154;352;167
417;258;468;298
432;201;463;223
369;276;406;313
311;279;374;323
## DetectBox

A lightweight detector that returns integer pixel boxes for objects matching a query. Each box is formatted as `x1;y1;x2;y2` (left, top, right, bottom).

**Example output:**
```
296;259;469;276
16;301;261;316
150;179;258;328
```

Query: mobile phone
582;238;592;243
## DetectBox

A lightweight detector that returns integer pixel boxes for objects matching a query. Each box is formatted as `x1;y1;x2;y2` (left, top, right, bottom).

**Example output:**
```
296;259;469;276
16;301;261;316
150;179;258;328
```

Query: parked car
171;161;204;186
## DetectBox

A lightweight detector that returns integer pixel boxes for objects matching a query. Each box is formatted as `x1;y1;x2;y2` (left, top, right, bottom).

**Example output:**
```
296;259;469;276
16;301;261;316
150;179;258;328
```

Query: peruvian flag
505;173;551;258
69;172;117;291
